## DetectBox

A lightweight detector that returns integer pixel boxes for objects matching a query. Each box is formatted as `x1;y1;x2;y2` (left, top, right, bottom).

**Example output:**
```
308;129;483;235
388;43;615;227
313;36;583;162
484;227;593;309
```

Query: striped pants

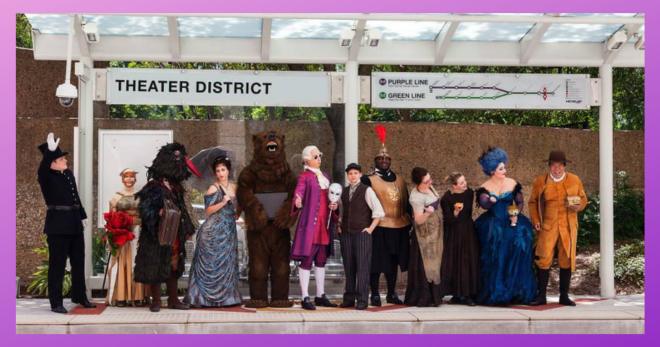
340;230;372;304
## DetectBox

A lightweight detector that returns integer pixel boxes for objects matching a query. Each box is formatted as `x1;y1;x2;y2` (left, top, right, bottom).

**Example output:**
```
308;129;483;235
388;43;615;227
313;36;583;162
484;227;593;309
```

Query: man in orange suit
528;150;588;306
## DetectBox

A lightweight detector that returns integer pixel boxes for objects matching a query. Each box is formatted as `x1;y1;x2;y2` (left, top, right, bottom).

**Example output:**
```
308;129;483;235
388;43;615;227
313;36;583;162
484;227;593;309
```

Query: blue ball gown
474;183;536;305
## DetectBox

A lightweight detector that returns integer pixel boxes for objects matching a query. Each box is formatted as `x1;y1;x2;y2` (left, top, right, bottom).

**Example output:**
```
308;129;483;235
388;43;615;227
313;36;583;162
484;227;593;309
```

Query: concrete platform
16;294;644;334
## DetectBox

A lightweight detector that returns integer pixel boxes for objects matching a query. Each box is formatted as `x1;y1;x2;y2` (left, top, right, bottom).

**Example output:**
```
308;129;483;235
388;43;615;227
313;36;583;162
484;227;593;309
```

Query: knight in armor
360;125;412;306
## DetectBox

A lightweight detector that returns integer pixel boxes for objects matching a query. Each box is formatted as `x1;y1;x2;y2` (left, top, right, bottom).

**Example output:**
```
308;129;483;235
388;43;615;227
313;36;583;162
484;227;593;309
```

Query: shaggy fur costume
237;131;297;308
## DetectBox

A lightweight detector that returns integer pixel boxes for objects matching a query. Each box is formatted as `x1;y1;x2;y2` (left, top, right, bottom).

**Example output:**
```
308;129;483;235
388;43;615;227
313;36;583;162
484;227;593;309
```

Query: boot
386;293;403;305
559;268;576;306
166;277;190;310
529;269;549;306
149;284;162;312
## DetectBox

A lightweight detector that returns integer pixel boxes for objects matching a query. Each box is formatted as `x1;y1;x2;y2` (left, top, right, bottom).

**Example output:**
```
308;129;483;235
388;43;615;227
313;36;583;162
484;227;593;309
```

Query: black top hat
546;150;571;165
345;162;362;173
38;143;68;164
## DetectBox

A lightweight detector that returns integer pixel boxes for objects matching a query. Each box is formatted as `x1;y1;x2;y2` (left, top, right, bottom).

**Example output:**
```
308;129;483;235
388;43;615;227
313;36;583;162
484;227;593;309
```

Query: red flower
103;211;135;254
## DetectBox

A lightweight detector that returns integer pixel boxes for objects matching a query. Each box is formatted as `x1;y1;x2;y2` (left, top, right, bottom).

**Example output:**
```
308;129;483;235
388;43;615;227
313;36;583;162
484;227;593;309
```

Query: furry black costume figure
237;131;297;308
134;142;201;312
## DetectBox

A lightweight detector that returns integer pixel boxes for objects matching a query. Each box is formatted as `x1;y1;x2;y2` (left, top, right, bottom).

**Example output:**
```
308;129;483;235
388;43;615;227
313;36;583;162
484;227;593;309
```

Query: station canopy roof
26;13;644;67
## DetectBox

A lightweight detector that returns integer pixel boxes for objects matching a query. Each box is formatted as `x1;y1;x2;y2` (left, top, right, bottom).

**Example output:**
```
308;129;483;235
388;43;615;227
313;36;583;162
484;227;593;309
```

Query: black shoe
464;298;477;306
302;296;316;310
559;294;576;306
449;296;463;305
73;298;97;308
370;294;382;307
51;306;67;314
339;300;355;308
314;294;338;307
386;294;403;305
356;301;368;310
115;301;126;307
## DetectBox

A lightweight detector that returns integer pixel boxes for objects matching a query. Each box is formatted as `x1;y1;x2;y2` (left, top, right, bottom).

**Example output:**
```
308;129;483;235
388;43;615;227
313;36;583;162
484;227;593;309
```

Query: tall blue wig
478;147;509;176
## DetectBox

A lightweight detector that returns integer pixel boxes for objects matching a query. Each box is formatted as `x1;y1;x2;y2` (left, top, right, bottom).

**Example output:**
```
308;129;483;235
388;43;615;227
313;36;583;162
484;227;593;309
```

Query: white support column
76;57;95;298
344;61;359;171
599;64;616;298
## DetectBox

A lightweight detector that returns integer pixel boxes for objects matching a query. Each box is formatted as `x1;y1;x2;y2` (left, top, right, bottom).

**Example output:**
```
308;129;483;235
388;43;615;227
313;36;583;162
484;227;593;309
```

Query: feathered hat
374;124;390;158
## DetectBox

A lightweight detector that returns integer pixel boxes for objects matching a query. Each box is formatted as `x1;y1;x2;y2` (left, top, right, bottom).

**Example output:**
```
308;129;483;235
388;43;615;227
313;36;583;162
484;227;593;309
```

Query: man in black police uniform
37;133;96;313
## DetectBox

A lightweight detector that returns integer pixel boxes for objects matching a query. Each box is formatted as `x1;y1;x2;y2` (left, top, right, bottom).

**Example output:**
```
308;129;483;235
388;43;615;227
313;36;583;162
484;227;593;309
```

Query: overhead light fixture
634;35;644;50
606;30;628;51
339;28;354;47
366;29;382;47
82;22;100;43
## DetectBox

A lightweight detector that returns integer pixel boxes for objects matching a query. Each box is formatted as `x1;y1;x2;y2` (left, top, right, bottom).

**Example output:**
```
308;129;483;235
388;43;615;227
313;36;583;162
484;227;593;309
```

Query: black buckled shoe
301;296;316;310
314;294;338;307
386;294;403;305
51;306;67;314
370;294;382;307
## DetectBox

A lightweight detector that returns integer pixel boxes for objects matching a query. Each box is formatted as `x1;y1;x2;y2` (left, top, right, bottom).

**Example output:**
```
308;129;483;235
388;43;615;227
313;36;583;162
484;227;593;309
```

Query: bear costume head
252;130;287;166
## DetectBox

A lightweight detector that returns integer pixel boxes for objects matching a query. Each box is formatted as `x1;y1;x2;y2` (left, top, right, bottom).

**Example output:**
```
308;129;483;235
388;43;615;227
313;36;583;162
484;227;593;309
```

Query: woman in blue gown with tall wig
474;147;536;305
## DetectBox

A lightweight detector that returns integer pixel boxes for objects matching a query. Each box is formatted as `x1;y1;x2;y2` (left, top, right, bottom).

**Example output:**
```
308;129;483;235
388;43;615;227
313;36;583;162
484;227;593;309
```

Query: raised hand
46;132;60;151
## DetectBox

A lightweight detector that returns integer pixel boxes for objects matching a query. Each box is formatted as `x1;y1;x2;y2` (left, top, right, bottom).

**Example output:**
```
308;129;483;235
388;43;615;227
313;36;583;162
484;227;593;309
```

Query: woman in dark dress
440;172;480;306
404;167;444;307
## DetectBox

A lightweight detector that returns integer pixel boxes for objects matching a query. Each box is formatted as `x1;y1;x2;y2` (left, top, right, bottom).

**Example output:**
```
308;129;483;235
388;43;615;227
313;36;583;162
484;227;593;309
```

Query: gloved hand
46;133;60;152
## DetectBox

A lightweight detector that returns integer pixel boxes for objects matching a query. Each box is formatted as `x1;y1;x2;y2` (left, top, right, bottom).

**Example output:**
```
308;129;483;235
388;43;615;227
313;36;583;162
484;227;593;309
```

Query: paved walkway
16;294;644;334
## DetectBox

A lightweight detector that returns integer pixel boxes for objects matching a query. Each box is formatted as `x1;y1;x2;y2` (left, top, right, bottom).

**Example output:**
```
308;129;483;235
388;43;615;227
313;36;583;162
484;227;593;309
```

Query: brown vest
341;183;372;233
369;174;410;228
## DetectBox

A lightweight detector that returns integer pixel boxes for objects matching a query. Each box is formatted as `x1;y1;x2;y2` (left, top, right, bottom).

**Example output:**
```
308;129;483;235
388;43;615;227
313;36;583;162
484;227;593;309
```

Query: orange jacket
528;172;588;271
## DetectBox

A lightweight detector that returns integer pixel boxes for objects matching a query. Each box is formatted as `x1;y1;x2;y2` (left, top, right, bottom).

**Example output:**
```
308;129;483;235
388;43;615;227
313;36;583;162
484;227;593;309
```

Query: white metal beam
520;22;551;65
348;19;366;61
85;13;645;25
434;21;459;65
31;34;645;67
167;16;180;61
73;15;90;58
260;18;272;62
598;64;615;299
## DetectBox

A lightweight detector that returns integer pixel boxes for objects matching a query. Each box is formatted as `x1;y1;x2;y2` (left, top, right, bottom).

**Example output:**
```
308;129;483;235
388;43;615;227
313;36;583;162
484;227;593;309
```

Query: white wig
302;145;320;164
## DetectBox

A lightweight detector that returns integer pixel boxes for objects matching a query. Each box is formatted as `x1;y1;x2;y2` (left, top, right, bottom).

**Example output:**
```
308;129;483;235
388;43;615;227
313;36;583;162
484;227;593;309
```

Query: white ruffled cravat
304;165;330;189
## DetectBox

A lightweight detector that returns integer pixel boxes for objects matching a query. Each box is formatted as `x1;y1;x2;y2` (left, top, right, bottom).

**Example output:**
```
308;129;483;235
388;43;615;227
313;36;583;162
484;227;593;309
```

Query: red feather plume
375;125;386;145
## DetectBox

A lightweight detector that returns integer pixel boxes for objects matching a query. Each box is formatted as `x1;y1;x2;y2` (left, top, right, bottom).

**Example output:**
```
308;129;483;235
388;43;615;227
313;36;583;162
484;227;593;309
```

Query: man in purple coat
291;145;339;310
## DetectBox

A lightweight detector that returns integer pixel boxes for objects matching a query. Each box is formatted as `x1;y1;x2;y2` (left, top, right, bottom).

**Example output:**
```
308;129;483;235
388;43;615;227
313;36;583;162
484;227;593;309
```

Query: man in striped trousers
339;163;385;310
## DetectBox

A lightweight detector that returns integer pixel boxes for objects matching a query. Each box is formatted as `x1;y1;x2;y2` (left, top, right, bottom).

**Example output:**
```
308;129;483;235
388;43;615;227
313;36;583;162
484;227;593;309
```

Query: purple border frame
3;0;654;345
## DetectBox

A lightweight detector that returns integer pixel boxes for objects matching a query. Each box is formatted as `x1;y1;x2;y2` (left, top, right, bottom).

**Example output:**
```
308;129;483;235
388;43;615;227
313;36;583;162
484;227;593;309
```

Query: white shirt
348;182;385;219
550;172;566;183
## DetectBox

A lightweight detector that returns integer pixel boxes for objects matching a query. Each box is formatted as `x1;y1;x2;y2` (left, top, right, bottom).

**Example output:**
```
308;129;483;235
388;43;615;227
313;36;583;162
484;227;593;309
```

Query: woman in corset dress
184;157;242;307
105;168;148;307
474;147;536;305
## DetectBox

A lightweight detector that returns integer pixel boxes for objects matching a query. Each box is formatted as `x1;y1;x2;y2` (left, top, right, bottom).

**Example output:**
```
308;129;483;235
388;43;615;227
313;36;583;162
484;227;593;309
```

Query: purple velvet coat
290;170;338;260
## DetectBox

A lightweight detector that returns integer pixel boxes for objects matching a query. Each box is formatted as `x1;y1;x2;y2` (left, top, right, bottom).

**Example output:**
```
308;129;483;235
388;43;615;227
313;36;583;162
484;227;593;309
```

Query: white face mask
328;183;343;203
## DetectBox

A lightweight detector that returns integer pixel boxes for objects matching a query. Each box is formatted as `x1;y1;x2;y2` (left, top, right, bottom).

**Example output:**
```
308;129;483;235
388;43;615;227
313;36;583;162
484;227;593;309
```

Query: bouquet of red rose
103;211;135;256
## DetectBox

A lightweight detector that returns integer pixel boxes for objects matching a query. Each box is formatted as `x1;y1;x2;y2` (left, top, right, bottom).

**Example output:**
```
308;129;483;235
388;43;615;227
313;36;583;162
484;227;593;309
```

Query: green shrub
593;240;645;289
26;235;71;297
578;171;644;246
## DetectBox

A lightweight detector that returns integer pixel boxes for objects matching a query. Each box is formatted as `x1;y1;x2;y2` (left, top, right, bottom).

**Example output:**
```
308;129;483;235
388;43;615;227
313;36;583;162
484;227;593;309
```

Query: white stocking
315;267;326;297
299;268;310;298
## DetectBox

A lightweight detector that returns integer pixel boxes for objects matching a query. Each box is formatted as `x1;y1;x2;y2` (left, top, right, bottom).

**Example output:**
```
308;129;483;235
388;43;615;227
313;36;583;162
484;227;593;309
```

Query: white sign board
97;129;173;225
106;68;332;107
371;72;592;110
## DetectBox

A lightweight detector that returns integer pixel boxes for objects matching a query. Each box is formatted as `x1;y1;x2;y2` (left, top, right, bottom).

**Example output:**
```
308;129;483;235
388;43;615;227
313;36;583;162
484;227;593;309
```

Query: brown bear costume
237;130;297;308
